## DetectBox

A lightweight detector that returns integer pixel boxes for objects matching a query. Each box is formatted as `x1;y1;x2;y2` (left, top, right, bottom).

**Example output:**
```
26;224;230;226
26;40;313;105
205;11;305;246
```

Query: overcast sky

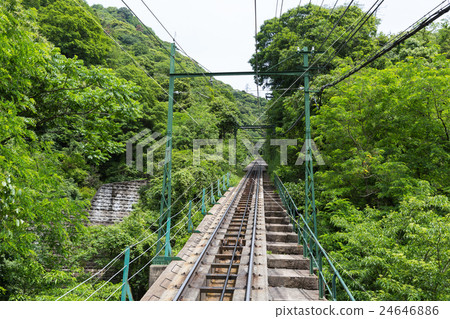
86;0;449;95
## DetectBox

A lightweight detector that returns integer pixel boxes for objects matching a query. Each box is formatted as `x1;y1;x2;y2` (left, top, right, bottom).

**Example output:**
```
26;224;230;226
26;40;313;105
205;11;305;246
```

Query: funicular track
173;164;262;301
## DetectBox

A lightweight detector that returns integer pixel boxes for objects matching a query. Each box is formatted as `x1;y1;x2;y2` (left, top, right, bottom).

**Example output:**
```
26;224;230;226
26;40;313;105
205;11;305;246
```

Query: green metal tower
301;47;318;265
154;43;180;265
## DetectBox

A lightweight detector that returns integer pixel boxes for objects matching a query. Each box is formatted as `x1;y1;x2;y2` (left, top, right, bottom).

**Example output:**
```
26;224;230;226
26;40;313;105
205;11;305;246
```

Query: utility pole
301;47;318;266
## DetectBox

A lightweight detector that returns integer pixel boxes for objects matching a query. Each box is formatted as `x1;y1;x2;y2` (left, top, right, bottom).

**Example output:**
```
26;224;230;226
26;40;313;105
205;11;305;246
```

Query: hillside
250;4;450;300
0;0;264;300
1;0;448;302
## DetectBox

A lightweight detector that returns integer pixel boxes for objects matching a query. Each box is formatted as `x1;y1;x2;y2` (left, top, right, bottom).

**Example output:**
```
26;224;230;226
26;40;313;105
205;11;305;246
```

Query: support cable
254;0;261;110
131;176;214;246
312;0;348;61
57;176;218;300
136;0;215;102
55;251;124;300
89;207;197;301
84;265;127;301
71;0;200;126
121;0;188;74
105;212;196;301
319;1;450;92
321;0;384;69
265;0;341;72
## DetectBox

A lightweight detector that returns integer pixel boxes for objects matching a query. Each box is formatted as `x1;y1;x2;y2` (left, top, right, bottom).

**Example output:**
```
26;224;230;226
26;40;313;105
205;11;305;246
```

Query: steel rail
245;166;261;300
173;165;256;301
219;169;258;300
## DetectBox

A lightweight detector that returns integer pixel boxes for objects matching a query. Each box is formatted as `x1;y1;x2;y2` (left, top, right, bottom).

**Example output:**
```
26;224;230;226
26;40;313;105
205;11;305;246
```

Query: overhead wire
312;0;348;60
321;0;385;69
281;96;319;136
104;208;199;301
121;0;188;74
319;1;450;92
127;0;256;127
71;0;200;126
282;110;305;136
139;0;213;79
251;0;390;125
254;0;261;111
138;0;237;114
251;1;367;125
121;0;215;104
133;0;245;124
265;0;335;72
275;0;279;18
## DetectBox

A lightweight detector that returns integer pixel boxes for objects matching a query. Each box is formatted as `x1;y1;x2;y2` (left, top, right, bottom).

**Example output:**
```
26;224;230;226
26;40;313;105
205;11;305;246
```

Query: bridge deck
141;162;320;301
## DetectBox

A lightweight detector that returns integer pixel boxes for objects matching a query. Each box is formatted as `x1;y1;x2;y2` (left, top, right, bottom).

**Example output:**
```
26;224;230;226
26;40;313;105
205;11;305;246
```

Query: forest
0;0;449;301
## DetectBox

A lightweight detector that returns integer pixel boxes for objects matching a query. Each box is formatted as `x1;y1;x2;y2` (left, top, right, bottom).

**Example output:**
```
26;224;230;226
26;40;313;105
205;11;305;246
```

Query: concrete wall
88;180;147;226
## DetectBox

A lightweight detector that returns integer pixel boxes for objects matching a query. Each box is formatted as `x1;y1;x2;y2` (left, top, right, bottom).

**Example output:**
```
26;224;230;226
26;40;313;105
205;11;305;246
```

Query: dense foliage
1;0;448;302
256;3;449;300
0;0;261;300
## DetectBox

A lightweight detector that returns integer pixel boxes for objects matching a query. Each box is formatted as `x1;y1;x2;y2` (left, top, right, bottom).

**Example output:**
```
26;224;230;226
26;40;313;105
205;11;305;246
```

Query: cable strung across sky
319;1;450;92
86;0;449;94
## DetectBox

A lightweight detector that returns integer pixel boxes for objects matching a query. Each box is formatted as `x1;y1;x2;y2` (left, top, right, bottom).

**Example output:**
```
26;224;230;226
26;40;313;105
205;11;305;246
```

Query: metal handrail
273;174;355;301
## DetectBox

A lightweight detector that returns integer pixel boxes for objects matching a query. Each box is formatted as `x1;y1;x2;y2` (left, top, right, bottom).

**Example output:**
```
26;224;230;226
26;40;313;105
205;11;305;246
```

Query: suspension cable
319;1;450;92
71;0;200;126
321;0;384;69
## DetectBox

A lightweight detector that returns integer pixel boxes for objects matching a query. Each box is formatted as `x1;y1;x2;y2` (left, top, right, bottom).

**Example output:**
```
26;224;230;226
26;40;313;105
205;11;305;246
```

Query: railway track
141;159;320;301
173;164;262;301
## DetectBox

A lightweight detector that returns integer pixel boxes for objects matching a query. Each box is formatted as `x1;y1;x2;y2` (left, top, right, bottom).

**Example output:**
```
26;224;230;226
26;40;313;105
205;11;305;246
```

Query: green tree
39;0;112;65
209;97;240;138
0;1;142;300
250;3;379;91
314;55;449;207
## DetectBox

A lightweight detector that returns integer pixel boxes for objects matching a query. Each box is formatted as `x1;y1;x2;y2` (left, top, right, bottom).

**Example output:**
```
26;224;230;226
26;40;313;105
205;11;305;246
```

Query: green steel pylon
187;200;200;233
154;43;181;265
210;182;215;204
217;179;223;197
222;175;227;192
201;188;206;216
120;247;133;301
301;47;318;269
